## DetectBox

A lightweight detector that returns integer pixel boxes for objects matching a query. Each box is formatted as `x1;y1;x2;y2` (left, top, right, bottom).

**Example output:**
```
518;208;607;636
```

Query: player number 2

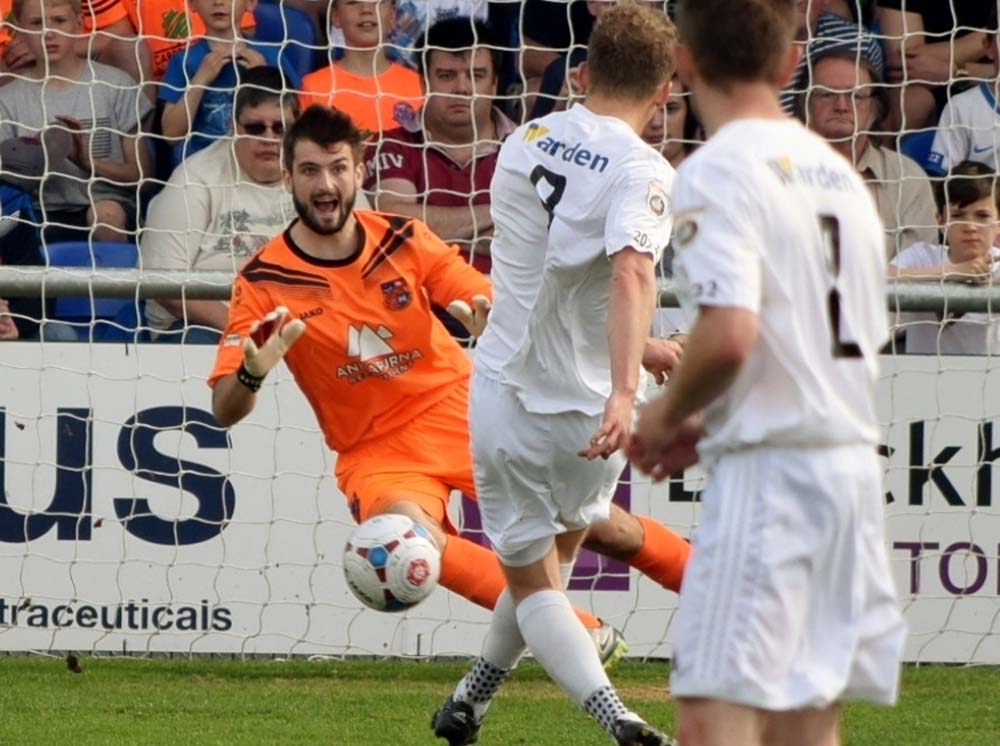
819;214;862;359
530;165;566;228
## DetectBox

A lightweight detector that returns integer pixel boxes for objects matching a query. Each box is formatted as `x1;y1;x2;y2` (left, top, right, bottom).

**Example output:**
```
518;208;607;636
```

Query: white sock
482;589;526;668
454;590;525;719
515;589;611;706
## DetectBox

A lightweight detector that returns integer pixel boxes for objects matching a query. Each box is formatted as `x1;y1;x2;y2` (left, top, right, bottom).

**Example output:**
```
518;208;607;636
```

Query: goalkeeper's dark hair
283;105;365;169
235;66;300;122
935;161;1000;213
418;17;502;87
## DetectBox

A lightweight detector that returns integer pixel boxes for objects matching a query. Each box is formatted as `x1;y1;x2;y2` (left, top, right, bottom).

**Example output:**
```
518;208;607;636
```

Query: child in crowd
889;161;1000;354
158;0;300;164
299;0;422;134
927;6;998;174
0;0;151;242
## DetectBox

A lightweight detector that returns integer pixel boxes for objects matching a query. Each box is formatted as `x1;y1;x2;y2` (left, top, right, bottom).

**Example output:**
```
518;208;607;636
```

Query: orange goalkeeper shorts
335;380;477;535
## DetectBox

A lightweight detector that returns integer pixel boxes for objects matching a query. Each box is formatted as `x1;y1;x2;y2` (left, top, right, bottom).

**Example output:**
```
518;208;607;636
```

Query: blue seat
44;240;146;342
899;129;941;175
253;4;319;79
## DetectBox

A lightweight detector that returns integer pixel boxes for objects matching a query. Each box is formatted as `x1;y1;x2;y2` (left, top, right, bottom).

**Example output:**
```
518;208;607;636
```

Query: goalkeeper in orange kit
209;105;691;661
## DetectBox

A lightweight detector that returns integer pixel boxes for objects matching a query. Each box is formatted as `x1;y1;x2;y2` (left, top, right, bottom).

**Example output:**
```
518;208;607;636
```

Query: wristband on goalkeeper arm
236;362;266;392
239;306;308;388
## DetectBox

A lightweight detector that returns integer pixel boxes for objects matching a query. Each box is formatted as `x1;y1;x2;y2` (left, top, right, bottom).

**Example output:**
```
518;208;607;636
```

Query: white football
343;514;441;612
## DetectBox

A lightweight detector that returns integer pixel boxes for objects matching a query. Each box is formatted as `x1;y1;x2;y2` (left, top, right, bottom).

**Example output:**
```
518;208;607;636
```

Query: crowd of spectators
0;0;997;353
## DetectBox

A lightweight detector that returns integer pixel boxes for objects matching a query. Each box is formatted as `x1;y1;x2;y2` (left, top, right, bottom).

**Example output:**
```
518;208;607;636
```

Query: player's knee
763;709;840;746
380;501;448;551
676;714;709;746
583;508;642;557
89;201;129;242
90;200;127;227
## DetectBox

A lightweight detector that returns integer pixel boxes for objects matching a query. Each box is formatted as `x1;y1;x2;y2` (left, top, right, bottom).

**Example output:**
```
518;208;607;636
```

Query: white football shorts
670;444;906;710
469;372;624;567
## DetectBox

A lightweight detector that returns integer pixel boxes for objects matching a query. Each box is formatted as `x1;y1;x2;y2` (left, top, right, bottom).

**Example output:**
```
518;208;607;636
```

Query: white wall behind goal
0;344;998;664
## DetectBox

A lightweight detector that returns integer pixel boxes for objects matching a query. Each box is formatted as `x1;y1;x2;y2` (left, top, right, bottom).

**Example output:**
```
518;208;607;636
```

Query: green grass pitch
1;657;997;745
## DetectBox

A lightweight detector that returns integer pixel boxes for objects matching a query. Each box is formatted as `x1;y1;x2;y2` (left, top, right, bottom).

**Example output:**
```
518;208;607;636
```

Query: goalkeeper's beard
293;188;357;237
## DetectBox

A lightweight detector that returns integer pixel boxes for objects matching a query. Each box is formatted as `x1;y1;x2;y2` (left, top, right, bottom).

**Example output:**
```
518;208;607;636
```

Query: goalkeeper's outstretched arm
212;374;257;428
212;306;307;428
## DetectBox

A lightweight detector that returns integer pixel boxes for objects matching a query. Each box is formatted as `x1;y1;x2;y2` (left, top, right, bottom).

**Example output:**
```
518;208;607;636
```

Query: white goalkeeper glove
240;306;307;381
446;294;492;338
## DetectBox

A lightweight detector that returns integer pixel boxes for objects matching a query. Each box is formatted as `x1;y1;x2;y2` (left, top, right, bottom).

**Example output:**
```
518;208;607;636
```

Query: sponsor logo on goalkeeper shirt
523;123;610;173
337;324;422;383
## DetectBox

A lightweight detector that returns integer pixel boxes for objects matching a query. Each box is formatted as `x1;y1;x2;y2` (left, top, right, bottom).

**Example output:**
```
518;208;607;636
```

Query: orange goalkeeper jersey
209;210;491;454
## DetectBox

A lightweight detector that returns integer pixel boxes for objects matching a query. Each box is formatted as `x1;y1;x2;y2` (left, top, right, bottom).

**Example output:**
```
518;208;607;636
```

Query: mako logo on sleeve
522;123;610;173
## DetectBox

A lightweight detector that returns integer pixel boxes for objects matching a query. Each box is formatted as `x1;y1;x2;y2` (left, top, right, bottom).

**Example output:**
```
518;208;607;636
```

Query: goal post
0;0;999;663
0;273;999;661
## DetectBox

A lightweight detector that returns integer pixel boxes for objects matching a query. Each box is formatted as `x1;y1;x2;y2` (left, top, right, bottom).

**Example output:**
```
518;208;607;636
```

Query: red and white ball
343;514;441;612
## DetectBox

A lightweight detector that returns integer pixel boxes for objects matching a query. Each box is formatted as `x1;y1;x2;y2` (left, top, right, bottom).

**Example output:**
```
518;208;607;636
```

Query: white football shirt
889;242;1000;354
928;83;1000;174
475;104;675;415
672;119;888;456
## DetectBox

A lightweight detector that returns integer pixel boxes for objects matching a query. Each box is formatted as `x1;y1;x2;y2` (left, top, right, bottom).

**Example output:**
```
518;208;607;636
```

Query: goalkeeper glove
446;295;492;338
241;306;307;382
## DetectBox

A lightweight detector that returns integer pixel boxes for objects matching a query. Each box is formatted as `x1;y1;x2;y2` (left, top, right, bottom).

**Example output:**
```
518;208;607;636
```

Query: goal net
0;0;998;663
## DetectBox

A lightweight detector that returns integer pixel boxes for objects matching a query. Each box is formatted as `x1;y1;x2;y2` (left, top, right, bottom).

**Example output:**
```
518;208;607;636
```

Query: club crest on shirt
672;208;702;249
647;180;670;218
381;277;412;310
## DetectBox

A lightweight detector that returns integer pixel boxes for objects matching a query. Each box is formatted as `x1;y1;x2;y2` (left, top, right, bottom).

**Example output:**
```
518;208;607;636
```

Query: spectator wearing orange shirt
299;0;422;134
79;0;150;87
76;0;256;84
0;0;26;74
364;17;509;275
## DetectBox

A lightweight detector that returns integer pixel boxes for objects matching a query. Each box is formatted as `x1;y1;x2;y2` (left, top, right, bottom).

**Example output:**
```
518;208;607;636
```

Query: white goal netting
1;0;999;663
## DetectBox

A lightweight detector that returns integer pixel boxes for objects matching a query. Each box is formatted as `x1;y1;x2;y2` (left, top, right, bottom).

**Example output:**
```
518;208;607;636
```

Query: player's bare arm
212;307;307;427
642;336;684;384
580;247;657;461
630;305;757;478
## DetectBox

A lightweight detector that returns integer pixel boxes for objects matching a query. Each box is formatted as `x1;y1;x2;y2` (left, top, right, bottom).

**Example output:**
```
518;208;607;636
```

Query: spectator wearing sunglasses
141;67;366;342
